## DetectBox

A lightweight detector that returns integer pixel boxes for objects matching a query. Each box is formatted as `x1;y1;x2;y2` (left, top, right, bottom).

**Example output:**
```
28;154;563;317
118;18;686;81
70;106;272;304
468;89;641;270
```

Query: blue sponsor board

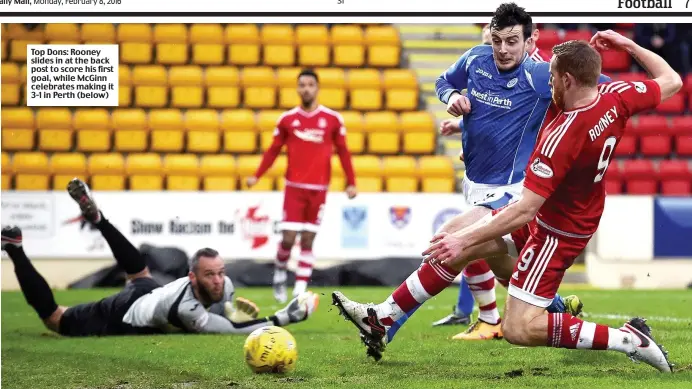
653;197;692;258
341;206;368;249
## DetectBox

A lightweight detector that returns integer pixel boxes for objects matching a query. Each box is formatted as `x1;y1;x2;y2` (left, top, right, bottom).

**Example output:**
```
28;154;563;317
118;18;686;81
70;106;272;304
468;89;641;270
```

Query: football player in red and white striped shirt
249;69;357;303
333;31;680;372
527;24;551;63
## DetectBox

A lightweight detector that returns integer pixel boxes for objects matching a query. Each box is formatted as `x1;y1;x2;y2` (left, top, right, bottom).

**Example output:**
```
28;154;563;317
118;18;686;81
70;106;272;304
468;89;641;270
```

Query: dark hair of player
552;40;602;87
298;68;319;83
189;247;220;272
489;2;533;41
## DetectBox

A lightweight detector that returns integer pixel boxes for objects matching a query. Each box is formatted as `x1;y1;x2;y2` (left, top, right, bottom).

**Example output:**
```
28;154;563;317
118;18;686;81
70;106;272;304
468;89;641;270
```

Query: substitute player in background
248;69;357;303
335;32;680;373
2;179;319;337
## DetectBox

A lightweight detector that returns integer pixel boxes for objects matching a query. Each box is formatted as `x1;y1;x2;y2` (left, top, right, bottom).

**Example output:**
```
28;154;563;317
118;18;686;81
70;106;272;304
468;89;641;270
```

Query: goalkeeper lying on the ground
1;178;319;337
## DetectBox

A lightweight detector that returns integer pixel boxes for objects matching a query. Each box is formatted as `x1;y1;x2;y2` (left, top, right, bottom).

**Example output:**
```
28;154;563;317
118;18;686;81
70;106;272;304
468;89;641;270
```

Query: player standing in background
431;21;555;332
334;31;680;373
248;69;357;303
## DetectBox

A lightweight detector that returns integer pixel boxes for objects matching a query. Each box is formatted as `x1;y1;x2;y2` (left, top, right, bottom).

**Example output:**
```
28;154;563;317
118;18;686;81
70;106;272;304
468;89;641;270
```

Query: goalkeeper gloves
224;297;260;323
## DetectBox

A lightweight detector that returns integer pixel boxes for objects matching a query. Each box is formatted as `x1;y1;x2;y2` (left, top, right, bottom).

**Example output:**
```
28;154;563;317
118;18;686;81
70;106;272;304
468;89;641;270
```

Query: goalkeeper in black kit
1;179;319;336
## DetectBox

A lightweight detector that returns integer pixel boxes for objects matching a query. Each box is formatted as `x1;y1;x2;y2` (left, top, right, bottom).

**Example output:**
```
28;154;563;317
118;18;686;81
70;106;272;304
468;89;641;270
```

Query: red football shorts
281;185;327;232
491;210;591;308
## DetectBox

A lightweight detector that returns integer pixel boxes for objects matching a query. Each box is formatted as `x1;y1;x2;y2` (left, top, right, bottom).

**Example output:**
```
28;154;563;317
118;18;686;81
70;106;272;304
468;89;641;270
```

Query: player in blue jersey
347;3;609;360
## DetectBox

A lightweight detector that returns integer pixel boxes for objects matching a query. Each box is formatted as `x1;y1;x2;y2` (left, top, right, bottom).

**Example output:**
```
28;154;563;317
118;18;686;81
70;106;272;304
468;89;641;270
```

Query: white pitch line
582;313;692;324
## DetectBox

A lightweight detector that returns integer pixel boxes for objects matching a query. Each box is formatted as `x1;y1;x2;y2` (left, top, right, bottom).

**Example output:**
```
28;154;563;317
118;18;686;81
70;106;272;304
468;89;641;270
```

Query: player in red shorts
332;31;681;372
248;69;357;303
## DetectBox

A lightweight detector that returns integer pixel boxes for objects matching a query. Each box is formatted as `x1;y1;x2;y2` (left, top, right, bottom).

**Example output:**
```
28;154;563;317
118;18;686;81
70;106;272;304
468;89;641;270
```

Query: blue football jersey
436;44;610;185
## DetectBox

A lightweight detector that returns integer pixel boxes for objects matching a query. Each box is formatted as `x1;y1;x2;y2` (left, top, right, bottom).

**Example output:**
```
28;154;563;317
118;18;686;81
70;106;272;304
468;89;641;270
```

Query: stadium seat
221;109;256;132
640;135;671;157
357;177;383;192
37;108;72;129
133;65;168;86
119;86;133;107
328;176;346;192
192;43;225;65
2;84;19;105
206;66;241;108
604;176;623;195
127;153;163;191
418;156;454;177
164;154;200;191
76;129;110;152
383;156;416;177
383;69;418;90
257;110;284;133
264;45;296;67
261;24;294;45
260;131;276;151
331;25;364;45
1;153;10;190
345;132;365;154
172;86;203;108
38;129;73;151
45;23;80;41
190;24;223;43
170;66;203;85
348;69;382;89
228;44;261;66
614;135;637;157
279;88;301;109
315;68;346;88
276;67;301;87
224;131;257;153
298;45;330;67
120;65;132;84
368;132;400;154
117;24;152;42
201;155;237;191
658;159;691;180
632;115;667;134
296;25;329;45
656;92;686;114
600;50;631;72
135;86;168;107
237;155;272;191
386;176;418;192
400;111;434;133
6;23;44;41
88;153;126;191
352;155;382;177
422;177;455;193
120;42;153;64
2;63;20;84
2;127;34;151
13;152;50;190
386;89;419;111
622;159;657;194
403;132;436;154
153;24;187;43
74;109;111;152
1;40;5;61
19;64;27;86
2;107;34;129
245;87;277;109
264;155;287;179
676;135;692;157
186;109;221;153
350;89;382;111
74;109;110;129
81;23;116;43
364;25;400;45
364;111;399;133
661;180;691;196
320;88;347;110
368;45;401;68
225;24;260;44
333;45;365;67
51;153;87;190
150;109;184;152
671;116;692;135
341;111;364;133
113;109;148;152
156;43;189;65
242;67;276;87
10;40;42;61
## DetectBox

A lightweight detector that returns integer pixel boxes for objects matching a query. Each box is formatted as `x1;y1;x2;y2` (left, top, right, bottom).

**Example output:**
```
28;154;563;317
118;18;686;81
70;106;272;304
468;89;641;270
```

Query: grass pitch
2;286;691;389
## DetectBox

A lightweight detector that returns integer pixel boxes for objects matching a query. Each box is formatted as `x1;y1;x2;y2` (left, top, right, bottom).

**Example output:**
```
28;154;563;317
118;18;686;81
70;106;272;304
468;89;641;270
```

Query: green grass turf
2;287;691;389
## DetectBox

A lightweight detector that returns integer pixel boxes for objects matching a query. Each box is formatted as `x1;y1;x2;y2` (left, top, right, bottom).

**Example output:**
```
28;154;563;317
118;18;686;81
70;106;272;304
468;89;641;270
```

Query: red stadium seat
614;134;637;157
603;161;623;194
626;180;658;195
658;160;691;181
639;135;671;157
622;159;657;194
604;179;623;195
563;30;592;42
615;72;646;83
661;180;691;196
632;115;668;135
536;29;560;51
656;92;686;114
600;51;630;72
676;135;692;157
670;116;692;135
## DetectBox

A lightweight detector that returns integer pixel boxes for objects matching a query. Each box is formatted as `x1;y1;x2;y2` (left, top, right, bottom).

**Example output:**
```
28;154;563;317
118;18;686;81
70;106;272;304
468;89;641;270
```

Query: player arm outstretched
590;29;683;102
248;118;287;187
333;116;357;199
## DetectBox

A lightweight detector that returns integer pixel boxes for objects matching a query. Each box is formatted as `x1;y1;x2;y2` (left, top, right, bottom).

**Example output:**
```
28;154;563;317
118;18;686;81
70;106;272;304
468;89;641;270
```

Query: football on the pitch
243;326;298;374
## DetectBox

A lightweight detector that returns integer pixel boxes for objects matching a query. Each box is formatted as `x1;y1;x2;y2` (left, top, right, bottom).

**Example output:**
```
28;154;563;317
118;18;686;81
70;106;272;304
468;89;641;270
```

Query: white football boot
332;291;388;361
622;317;673;373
